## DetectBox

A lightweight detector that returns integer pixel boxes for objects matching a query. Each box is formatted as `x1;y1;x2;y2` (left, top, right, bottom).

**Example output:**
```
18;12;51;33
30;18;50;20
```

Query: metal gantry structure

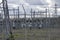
2;0;10;40
30;8;48;28
2;0;14;40
0;0;60;40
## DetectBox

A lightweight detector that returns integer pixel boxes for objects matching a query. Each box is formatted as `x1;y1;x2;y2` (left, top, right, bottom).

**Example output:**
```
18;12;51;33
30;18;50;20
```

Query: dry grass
12;28;60;40
0;28;60;40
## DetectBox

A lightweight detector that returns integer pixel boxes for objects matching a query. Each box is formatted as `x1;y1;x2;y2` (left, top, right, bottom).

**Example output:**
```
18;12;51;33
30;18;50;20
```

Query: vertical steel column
33;10;35;18
22;5;27;40
39;10;42;29
33;10;35;28
13;8;15;28
30;9;33;18
29;8;32;29
18;7;19;19
13;8;15;19
54;3;58;28
2;0;10;39
46;8;48;27
17;7;20;28
2;0;14;40
55;4;57;17
48;7;51;27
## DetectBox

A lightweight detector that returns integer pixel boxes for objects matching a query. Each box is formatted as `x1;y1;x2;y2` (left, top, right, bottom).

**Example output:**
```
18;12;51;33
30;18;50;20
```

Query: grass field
0;28;60;40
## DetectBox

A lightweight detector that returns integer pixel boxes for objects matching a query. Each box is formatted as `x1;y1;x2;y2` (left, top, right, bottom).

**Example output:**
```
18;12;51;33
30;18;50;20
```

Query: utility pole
2;0;14;40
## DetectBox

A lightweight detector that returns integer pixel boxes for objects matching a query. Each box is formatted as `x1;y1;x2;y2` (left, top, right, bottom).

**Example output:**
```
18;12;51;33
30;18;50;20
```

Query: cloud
7;0;54;17
7;0;27;5
54;0;60;7
8;3;19;8
1;0;60;17
1;0;60;7
25;0;56;7
0;0;2;3
25;0;47;5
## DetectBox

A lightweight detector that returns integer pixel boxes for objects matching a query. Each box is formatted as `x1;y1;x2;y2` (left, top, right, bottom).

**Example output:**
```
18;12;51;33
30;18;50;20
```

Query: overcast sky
0;0;60;8
0;0;60;17
6;0;60;6
0;0;54;7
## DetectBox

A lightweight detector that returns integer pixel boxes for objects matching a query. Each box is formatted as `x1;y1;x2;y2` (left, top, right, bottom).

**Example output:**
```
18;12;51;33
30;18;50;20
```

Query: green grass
12;28;60;40
0;28;60;40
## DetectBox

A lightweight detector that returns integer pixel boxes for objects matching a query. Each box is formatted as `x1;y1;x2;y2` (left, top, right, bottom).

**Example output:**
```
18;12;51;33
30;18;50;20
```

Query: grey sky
7;0;59;5
0;0;60;6
0;0;60;17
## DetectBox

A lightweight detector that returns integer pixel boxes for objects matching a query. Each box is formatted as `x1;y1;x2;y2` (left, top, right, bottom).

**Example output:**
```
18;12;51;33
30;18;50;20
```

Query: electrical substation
0;0;60;40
